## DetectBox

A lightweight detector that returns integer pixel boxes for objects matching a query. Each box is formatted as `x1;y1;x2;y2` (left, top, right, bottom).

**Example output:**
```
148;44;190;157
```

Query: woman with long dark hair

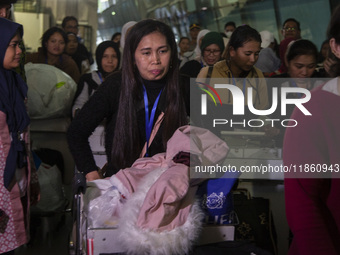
67;19;188;181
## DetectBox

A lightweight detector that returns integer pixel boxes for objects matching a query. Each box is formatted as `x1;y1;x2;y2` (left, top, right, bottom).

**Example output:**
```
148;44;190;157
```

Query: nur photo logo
196;81;222;115
195;78;313;129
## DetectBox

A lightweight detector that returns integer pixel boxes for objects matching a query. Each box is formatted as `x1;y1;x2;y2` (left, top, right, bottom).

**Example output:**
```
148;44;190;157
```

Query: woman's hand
86;171;101;182
323;57;336;76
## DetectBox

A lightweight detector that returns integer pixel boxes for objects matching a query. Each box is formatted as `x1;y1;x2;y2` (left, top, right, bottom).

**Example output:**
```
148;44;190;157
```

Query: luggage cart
70;123;118;255
71;171;86;255
72;185;236;255
71;146;128;255
70;126;238;255
84;125;126;254
71;178;125;255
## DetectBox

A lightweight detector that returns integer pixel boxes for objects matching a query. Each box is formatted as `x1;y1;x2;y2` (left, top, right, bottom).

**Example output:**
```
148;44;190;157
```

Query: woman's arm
67;72;121;179
283;97;337;254
72;82;90;117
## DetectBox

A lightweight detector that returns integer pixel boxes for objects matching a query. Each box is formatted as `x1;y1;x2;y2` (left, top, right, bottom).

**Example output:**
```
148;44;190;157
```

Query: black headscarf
95;40;120;78
1;0;17;4
65;32;88;73
0;18;30;189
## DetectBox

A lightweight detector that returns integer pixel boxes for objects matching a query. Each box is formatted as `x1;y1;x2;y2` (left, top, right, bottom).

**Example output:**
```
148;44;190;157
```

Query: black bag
34;148;65;179
233;189;277;255
191;240;273;255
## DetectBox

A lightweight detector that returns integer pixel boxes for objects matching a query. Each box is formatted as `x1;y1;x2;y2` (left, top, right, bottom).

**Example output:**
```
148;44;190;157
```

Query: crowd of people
0;0;340;253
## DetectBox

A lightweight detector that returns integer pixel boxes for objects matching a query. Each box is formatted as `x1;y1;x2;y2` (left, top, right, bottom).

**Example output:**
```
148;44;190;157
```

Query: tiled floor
15;185;74;255
15;212;73;255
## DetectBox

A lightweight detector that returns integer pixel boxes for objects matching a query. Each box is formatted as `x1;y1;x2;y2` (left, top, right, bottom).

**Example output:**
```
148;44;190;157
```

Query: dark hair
111;19;187;170
327;5;340;76
179;37;190;43
224;21;236;29
317;39;330;63
95;40;120;77
41;27;67;55
65;32;78;53
286;39;318;63
223;24;261;59
111;32;121;41
66;31;78;40
1;0;17;5
282;18;301;31
61;16;78;28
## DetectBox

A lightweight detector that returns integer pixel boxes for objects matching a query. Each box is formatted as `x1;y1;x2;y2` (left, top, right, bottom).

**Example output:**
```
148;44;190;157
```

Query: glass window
97;0;331;50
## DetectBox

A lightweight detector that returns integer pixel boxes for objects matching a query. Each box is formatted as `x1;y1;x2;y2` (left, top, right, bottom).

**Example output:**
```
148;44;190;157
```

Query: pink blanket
106;125;229;255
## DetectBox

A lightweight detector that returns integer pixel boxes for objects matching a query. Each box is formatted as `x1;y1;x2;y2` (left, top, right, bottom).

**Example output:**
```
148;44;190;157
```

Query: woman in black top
67;19;189;181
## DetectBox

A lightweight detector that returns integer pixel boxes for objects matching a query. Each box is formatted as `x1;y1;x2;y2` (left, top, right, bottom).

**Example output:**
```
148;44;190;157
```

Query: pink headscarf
278;37;295;73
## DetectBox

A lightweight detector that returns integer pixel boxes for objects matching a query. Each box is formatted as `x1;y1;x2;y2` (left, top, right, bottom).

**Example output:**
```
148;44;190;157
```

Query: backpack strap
206;66;214;79
86;74;100;96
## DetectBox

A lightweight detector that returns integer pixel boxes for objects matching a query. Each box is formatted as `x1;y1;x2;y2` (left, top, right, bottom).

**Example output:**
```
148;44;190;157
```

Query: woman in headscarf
268;39;322;146
0;17;40;255
72;41;121;116
179;29;210;68
118;21;137;68
277;37;295;74
180;31;225;78
120;21;137;51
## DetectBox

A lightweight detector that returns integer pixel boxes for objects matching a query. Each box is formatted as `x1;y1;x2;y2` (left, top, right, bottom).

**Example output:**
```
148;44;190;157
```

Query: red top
283;81;340;254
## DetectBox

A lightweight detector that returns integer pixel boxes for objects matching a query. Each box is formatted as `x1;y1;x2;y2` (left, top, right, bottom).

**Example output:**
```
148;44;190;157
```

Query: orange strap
139;112;164;158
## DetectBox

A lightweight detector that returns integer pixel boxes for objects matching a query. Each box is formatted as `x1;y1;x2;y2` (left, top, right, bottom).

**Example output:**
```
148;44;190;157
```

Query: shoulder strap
139;112;164;158
86;74;100;96
206;66;214;79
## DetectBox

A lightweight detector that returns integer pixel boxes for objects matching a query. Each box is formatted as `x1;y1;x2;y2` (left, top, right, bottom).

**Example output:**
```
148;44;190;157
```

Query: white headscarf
194;29;210;57
120;21;137;50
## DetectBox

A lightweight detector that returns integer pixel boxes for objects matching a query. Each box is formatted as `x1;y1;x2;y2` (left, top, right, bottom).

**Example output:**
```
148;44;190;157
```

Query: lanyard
231;75;246;95
142;85;163;157
200;58;204;68
97;71;103;83
290;80;303;98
